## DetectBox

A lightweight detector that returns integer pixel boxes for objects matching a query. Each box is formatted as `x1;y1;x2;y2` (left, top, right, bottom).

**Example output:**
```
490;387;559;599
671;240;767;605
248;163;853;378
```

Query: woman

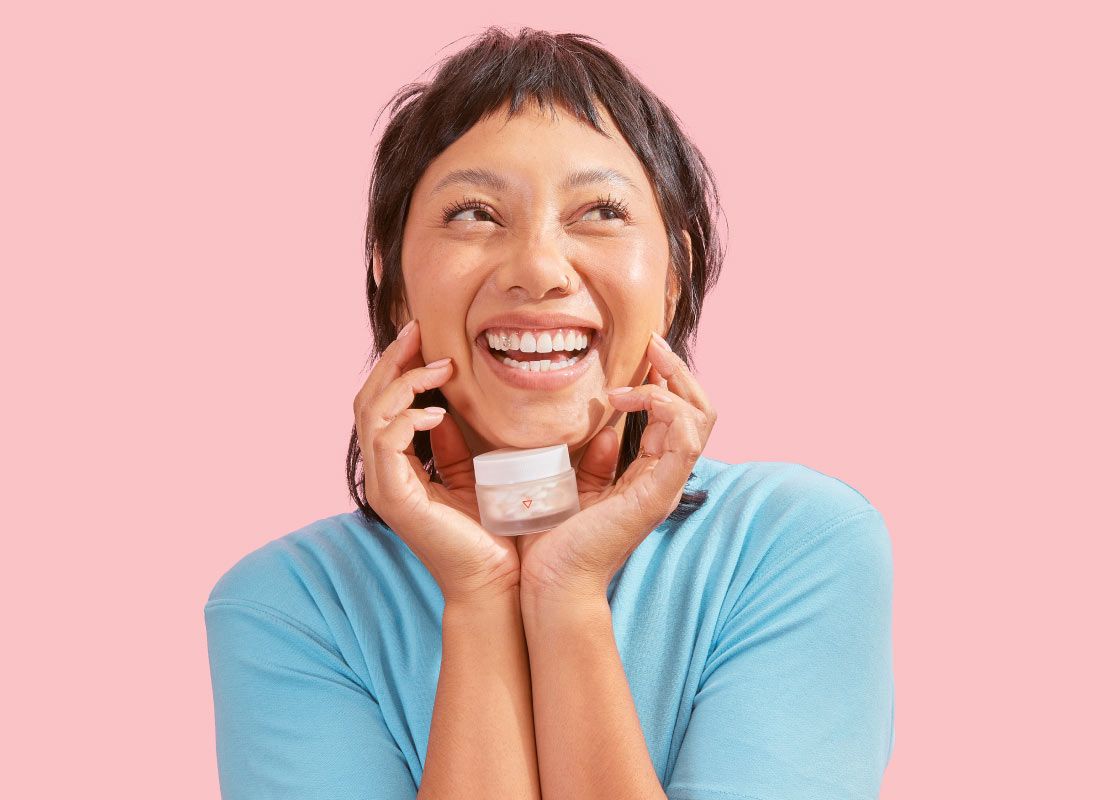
205;27;895;800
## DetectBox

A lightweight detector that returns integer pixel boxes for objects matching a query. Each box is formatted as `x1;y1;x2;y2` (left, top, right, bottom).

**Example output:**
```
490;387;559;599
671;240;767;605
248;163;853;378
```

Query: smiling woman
349;31;726;521
205;25;895;800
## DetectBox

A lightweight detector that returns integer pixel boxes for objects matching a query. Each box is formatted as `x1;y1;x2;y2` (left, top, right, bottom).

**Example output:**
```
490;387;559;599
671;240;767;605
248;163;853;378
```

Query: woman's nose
494;234;575;300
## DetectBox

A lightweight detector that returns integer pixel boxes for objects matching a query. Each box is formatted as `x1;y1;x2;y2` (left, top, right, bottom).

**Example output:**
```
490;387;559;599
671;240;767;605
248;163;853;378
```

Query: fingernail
607;386;634;395
651;330;672;350
396;319;416;340
425;357;451;369
422;406;446;414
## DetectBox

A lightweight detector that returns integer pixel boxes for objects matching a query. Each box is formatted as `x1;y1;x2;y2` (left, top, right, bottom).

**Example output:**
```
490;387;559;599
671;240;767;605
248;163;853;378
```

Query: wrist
519;565;608;607
443;584;524;620
520;583;611;631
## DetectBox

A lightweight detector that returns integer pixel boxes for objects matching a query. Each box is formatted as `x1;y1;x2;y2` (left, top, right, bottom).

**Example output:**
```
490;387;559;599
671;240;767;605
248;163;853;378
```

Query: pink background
5;2;1116;797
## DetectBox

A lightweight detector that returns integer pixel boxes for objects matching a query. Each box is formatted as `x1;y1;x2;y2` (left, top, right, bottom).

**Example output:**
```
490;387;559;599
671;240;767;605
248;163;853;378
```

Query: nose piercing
562;275;572;293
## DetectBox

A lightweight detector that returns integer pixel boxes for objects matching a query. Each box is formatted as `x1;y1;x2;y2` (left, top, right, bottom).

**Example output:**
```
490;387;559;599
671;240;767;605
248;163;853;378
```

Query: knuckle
413;360;450;382
368;431;393;458
379;410;399;427
676;419;703;458
403;368;432;389
363;411;399;447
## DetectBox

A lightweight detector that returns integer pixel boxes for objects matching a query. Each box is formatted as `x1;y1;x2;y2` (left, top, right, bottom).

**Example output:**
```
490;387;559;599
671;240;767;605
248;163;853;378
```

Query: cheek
599;273;668;335
402;245;481;325
404;241;473;294
578;236;668;302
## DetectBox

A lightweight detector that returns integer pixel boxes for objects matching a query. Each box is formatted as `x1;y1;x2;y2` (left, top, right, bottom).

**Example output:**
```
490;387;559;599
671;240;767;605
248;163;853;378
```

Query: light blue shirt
205;456;895;799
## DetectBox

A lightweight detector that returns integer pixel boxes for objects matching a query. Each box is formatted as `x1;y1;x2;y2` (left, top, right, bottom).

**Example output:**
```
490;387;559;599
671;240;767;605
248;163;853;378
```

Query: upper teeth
485;327;591;353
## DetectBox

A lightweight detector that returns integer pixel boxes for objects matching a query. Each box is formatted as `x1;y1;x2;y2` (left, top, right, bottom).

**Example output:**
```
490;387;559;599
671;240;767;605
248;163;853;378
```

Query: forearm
520;592;667;800
419;588;541;800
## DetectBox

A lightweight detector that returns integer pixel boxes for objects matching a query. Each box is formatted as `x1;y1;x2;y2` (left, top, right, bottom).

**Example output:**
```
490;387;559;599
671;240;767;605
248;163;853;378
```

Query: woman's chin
489;430;581;450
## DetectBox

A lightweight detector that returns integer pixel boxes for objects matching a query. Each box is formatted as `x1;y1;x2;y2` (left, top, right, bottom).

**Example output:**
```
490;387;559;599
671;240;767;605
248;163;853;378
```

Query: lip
475;330;601;390
474;312;602;338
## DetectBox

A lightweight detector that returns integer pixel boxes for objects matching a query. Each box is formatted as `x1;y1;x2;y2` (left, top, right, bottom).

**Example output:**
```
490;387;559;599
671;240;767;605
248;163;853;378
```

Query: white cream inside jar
473;444;581;536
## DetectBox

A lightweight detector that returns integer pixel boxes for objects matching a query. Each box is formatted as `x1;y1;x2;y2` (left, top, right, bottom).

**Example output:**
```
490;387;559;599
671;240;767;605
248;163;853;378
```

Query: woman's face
391;99;686;459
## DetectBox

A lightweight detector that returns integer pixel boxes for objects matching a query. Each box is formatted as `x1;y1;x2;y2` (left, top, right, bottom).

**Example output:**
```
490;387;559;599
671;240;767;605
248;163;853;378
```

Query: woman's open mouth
473;326;601;389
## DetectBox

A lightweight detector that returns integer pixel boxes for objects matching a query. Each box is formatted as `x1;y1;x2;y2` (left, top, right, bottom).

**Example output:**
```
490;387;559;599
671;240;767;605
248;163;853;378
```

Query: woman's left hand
516;331;718;603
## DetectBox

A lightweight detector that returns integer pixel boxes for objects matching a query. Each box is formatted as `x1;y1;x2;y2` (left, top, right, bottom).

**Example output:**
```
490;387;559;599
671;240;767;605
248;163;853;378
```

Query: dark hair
347;26;726;528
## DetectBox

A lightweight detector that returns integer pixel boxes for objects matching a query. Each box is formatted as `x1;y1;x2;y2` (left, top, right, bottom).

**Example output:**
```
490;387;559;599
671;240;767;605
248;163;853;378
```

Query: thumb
575;425;620;494
429;412;476;491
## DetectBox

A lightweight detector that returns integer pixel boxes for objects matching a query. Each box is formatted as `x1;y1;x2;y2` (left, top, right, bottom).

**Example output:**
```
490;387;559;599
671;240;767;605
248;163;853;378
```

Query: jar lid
473;444;572;486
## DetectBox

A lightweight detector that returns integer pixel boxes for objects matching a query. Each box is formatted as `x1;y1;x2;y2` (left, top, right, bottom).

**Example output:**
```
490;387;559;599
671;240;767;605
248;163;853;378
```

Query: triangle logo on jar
522;498;533;509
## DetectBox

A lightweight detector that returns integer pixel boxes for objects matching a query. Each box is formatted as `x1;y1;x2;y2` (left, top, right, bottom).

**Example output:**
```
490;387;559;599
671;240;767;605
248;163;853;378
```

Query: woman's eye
445;200;627;224
448;207;494;223
581;203;628;222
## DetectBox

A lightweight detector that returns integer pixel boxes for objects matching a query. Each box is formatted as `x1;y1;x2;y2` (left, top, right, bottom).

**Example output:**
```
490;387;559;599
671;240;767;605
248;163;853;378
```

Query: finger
353;319;425;420
612;419;666;495
361;359;454;441
646;333;715;419
574;426;620;494
429;410;476;491
356;359;453;490
639;417;669;458
358;345;450;428
607;384;706;433
648;398;706;503
367;407;447;507
607;385;706;493
645;363;668;390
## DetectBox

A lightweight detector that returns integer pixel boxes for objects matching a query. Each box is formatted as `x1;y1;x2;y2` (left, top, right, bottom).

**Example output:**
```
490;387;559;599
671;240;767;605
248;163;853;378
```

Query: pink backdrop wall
5;2;1116;797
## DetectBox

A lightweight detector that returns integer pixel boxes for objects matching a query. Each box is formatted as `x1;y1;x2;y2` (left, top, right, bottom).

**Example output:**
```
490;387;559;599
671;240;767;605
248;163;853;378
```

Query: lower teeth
495;351;583;372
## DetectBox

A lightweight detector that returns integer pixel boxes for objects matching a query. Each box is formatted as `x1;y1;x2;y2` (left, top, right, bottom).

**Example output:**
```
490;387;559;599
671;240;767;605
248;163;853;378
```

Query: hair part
348;26;726;529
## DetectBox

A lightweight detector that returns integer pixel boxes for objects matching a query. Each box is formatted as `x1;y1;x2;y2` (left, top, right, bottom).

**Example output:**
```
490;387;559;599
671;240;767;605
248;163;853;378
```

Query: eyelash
440;194;632;224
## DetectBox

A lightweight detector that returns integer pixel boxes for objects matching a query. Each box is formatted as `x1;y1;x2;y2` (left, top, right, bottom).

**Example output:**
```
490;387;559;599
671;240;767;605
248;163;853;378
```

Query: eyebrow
428;166;640;198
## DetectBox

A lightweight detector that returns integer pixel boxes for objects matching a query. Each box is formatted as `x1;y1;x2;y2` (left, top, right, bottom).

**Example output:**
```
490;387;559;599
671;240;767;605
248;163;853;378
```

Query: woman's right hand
353;319;521;606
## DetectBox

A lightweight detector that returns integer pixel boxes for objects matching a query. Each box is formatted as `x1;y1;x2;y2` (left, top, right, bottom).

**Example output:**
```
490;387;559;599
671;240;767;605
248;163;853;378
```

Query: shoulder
690;454;880;527
681;457;893;664
688;454;891;586
204;510;426;637
206;511;376;606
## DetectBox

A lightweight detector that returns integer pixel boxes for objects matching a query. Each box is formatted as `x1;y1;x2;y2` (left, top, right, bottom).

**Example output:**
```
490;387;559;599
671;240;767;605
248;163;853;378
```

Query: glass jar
473;444;581;535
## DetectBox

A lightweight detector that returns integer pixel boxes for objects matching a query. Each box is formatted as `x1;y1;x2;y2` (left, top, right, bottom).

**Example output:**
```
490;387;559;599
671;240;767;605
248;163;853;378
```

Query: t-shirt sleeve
665;507;895;800
204;597;418;799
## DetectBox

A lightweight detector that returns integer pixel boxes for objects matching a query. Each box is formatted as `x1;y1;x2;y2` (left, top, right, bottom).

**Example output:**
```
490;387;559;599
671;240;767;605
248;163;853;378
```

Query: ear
664;229;692;332
373;250;413;332
391;294;413;333
373;250;384;287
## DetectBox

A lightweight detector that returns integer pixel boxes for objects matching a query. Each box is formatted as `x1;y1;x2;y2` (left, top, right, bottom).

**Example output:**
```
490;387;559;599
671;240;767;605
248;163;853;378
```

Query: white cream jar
473;445;581;536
